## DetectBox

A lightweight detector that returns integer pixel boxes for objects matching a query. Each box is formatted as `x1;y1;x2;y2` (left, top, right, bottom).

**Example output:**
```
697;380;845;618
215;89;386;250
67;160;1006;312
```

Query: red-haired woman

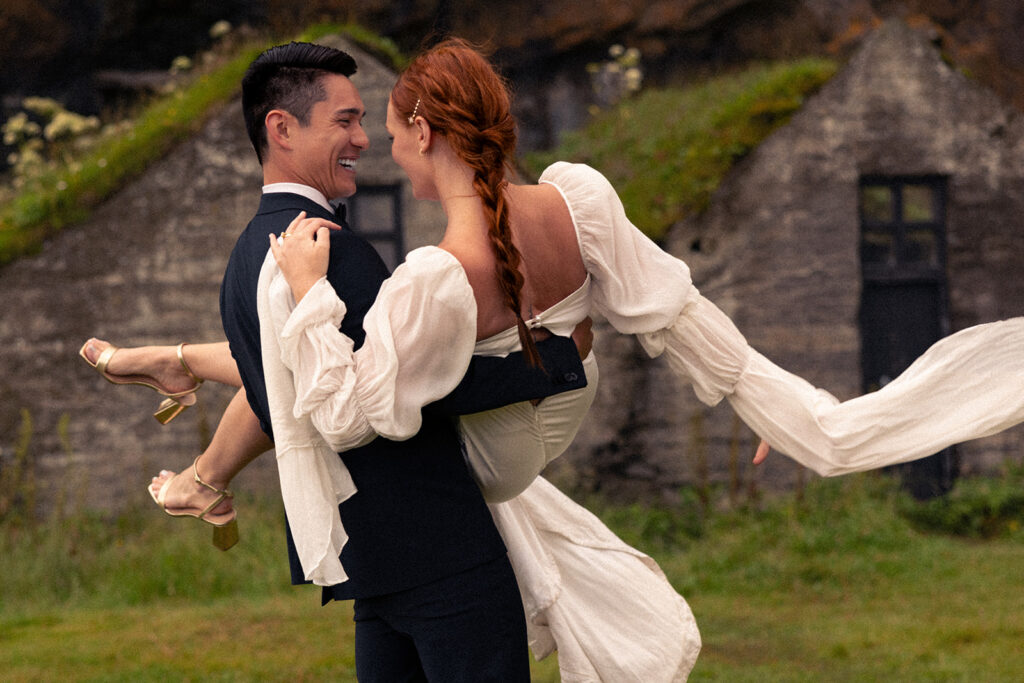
272;36;1024;510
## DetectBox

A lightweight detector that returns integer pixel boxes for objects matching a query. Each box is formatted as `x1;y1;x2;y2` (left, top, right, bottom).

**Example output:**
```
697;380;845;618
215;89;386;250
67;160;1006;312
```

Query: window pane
352;194;395;230
347;185;403;271
902;228;938;266
902;184;935;222
861;229;894;265
861;185;893;222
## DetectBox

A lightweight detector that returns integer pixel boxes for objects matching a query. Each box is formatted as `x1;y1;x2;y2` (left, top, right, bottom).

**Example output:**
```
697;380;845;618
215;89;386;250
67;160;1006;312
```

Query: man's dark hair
242;42;358;164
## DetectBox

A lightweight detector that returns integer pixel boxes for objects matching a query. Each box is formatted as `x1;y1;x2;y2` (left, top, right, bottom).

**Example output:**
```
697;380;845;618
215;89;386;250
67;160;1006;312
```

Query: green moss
523;58;838;240
301;22;409;72
0;42;264;266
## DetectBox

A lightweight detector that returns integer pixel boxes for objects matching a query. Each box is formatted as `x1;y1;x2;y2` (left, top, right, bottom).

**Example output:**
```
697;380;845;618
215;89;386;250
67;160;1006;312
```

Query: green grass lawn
2;473;1023;681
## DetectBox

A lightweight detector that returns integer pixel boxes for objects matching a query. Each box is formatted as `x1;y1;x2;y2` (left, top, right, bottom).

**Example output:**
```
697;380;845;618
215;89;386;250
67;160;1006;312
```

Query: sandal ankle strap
192;456;233;500
176;343;205;388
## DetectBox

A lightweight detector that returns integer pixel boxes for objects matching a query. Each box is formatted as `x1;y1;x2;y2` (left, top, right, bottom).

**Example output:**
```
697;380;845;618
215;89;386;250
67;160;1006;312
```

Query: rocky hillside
4;1;1024;145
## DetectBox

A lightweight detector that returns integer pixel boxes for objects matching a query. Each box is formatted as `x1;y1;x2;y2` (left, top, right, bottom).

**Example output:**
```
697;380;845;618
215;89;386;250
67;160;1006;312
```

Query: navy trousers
352;555;530;682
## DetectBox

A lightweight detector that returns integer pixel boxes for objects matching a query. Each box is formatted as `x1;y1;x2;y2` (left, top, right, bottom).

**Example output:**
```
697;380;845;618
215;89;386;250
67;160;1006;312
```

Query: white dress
264;249;700;681
263;161;1024;681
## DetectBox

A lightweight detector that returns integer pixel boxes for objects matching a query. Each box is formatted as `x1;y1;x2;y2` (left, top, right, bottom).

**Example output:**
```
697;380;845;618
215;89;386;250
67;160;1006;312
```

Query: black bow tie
333;202;347;224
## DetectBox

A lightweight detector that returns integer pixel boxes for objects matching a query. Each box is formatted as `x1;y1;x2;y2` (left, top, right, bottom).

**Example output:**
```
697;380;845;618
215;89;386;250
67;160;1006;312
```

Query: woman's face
385;97;435;200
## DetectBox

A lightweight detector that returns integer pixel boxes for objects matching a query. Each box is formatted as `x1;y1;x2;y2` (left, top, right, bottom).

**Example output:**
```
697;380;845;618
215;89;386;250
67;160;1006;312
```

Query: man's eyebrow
333;107;364;117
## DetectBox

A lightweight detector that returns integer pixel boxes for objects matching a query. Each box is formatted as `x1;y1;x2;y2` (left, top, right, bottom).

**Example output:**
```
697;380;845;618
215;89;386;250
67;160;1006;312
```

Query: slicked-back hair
242;41;358;164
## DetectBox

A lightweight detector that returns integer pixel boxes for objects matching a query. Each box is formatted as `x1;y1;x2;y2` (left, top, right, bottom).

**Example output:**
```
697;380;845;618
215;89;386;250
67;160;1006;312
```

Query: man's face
288;73;368;200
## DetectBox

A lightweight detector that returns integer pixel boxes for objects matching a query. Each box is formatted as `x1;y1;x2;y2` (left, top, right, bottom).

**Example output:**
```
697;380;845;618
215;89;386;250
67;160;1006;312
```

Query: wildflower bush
2;98;103;193
587;44;644;112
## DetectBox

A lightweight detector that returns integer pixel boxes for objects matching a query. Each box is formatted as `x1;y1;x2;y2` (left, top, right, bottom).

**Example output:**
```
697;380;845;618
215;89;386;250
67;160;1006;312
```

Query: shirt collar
262;183;341;214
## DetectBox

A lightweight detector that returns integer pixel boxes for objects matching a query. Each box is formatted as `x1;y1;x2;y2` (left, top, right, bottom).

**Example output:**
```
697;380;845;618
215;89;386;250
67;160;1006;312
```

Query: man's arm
426;333;588;416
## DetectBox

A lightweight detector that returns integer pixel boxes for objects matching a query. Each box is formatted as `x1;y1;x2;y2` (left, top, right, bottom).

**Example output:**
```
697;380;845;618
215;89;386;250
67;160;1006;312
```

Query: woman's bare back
448;182;588;341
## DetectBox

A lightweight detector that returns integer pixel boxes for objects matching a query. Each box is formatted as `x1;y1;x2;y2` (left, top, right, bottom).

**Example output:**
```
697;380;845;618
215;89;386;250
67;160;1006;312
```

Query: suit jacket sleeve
425;336;586;416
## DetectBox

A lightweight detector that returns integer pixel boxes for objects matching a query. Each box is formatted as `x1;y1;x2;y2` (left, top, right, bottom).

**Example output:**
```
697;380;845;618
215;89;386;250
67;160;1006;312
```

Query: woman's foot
80;338;200;396
149;462;234;519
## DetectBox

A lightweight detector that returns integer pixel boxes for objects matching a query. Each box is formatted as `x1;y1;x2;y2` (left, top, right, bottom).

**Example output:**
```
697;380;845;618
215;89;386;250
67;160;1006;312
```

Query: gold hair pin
408;98;421;125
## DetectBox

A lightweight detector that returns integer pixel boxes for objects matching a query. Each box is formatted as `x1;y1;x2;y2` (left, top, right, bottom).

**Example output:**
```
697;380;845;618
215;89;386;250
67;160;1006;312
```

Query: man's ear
266;109;293;150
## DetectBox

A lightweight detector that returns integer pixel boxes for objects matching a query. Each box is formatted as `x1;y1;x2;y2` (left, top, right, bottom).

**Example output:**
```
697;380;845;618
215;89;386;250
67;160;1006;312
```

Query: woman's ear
414;116;433;154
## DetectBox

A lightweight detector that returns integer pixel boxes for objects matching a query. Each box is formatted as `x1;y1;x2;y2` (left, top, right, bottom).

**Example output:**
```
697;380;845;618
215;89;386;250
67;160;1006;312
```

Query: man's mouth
338;157;357;171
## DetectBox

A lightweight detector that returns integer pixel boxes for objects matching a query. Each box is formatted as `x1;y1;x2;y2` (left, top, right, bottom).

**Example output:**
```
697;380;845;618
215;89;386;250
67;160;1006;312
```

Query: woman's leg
149;387;272;514
80;338;241;389
80;338;271;516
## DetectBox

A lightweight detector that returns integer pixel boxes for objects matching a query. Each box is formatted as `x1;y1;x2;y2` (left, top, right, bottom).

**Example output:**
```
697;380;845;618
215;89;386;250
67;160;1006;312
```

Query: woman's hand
269;211;339;302
753;440;771;465
571;317;594;359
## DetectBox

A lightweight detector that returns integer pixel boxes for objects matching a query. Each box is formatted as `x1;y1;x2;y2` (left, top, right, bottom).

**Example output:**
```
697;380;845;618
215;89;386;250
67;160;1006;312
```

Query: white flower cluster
209;20;232;40
170;55;194;75
2;97;102;190
587;44;644;112
43;110;100;142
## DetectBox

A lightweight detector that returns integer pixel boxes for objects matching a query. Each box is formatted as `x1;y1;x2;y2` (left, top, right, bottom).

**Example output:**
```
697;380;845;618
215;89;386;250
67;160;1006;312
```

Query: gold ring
281;232;291;238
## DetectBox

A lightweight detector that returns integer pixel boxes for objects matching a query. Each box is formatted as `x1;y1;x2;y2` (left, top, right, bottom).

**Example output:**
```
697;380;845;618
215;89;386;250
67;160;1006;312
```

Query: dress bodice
473;276;593;356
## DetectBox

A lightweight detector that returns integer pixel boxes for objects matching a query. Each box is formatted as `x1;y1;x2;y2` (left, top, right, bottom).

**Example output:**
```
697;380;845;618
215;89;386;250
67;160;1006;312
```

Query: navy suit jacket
220;191;587;601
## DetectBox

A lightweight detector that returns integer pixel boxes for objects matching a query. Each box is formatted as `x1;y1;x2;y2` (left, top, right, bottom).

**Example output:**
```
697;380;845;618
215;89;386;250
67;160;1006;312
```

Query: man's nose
353;123;369;149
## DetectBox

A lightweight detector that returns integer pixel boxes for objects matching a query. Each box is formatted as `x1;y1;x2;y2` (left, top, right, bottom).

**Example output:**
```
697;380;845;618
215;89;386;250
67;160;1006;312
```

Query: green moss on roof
522;57;838;241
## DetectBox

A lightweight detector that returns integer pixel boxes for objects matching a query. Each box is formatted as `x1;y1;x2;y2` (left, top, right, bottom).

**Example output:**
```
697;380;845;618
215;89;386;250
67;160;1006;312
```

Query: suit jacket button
564;372;578;382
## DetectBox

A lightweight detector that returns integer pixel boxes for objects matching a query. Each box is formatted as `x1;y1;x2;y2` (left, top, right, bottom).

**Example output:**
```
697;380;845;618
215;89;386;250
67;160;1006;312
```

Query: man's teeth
339;158;356;170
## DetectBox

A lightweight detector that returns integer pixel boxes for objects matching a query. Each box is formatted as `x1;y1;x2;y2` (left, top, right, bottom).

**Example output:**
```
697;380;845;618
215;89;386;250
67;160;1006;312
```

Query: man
220;42;588;681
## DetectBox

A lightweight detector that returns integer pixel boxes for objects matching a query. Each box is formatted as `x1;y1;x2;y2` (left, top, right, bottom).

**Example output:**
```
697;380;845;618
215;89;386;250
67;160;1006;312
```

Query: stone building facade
550;20;1024;499
0;36;443;512
2;23;1022;513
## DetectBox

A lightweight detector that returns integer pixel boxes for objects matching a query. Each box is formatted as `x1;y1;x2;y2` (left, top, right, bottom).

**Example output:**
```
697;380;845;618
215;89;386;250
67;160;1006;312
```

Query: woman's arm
564;162;1024;474
266;215;587;451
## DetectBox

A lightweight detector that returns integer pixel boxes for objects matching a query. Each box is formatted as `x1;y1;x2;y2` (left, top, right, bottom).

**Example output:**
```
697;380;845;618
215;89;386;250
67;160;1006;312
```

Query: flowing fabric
491;477;700;682
258;247;482;586
257;251;357;586
540;161;1024;475
729;322;1024;475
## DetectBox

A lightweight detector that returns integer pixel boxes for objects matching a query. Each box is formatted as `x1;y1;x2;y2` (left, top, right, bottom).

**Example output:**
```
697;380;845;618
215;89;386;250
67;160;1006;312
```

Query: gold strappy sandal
79;341;204;424
149;456;239;551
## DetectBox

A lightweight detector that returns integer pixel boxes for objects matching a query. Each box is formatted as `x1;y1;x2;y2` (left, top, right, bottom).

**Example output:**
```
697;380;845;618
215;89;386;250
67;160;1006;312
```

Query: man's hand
523;318;591;406
571;317;593;359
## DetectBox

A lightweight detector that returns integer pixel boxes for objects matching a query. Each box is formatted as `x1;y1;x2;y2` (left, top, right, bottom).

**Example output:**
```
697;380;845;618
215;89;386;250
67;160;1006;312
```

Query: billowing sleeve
272;246;477;451
547;161;752;406
548;162;1024;476
728;319;1024;476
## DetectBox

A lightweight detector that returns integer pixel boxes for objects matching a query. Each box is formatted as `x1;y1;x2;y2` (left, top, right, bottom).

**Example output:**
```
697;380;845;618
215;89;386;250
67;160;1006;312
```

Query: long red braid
392;38;543;368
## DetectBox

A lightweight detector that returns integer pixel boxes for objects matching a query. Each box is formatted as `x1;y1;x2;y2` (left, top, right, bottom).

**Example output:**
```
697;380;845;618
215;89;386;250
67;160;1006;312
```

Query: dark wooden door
859;176;956;499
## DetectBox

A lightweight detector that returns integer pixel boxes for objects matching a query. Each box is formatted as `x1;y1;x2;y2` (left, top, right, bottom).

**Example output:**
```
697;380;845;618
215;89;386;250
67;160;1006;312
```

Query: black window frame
345;183;405;270
858;174;948;284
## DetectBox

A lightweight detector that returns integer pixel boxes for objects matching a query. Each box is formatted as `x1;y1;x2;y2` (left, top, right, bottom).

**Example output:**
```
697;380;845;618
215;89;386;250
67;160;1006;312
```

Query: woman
263;36;1024;505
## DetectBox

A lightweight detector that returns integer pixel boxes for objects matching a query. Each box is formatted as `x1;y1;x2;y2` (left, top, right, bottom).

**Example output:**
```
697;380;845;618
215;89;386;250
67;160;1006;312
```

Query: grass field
2;472;1023;681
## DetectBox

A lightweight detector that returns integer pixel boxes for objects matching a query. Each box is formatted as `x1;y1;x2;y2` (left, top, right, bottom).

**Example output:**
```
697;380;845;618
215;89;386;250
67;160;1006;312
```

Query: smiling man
218;42;587;681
